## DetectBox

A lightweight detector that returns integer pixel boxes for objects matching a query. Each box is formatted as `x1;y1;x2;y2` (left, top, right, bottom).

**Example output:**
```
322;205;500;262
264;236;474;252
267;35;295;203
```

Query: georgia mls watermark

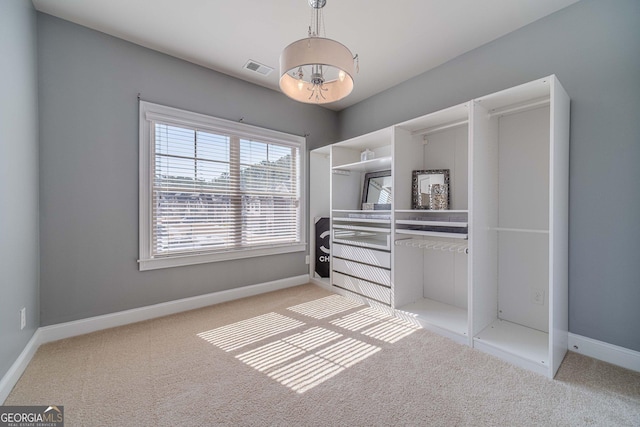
0;406;63;427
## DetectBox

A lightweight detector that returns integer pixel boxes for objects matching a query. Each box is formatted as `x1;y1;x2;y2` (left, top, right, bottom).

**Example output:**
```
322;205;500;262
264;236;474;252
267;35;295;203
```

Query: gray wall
0;1;40;379
339;0;640;352
37;14;338;326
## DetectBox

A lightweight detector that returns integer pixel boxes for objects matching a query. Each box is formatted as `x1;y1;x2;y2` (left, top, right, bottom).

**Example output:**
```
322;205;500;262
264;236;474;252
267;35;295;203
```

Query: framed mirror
361;170;392;210
412;169;450;210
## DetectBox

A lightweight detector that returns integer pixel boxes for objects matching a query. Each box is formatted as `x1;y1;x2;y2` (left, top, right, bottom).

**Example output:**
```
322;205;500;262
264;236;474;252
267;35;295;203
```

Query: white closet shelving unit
470;76;569;377
329;128;394;309
307;75;569;378
392;102;472;345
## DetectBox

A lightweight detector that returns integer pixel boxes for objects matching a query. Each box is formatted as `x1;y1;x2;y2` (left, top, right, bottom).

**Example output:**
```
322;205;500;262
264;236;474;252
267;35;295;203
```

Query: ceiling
31;0;580;111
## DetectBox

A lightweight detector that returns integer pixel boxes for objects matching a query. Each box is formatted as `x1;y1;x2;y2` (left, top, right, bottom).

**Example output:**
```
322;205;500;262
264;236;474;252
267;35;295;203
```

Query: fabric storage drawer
333;243;391;269
333;272;391;305
332;258;391;287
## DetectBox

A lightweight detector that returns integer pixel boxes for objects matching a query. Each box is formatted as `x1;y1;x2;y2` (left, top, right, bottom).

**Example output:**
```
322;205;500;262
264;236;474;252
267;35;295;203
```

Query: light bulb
298;80;304;91
338;70;346;82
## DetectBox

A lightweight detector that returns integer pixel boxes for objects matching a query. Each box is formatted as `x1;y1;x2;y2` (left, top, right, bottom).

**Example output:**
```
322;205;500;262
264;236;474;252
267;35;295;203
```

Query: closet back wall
37;13;338;326
338;0;640;352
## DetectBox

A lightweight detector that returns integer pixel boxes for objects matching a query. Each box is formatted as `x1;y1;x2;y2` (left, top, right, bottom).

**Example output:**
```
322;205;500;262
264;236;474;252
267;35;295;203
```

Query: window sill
138;243;306;271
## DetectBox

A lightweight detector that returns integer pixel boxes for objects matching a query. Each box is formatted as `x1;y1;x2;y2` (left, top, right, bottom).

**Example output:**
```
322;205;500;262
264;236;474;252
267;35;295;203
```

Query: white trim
0;330;42;404
142;103;305;147
139;243;306;271
0;275;309;403
39;275;309;344
568;333;640;373
138;100;307;271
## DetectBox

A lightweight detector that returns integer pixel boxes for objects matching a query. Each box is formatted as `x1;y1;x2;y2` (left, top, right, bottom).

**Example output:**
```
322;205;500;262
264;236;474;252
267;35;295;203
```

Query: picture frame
411;169;450;210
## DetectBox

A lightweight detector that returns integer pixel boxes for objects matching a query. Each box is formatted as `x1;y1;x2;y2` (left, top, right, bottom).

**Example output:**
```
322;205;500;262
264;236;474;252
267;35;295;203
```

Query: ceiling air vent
243;60;274;76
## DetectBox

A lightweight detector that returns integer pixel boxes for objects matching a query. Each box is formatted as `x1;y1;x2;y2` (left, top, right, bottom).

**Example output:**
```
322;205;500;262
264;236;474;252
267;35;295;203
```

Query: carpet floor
6;283;640;426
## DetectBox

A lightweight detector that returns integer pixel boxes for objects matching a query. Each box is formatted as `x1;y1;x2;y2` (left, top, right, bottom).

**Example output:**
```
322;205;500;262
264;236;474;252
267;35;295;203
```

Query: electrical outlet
305;255;310;265
20;307;26;330
532;289;545;305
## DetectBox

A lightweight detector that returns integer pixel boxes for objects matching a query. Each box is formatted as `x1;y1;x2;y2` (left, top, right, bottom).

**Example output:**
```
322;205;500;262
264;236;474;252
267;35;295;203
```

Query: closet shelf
333;236;390;251
395;209;468;214
474;319;549;367
334;224;391;233
332;156;392;173
395;229;468;239
333;209;392;215
396;220;467;228
493;227;549;234
395;238;469;254
397;298;468;337
333;217;391;225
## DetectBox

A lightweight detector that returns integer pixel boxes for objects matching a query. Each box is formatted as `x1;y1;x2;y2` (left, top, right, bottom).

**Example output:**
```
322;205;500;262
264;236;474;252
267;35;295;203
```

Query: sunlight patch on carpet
197;312;304;351
198;295;418;394
268;338;381;393
330;307;393;332
286;294;362;319
360;317;421;343
316;338;381;368
281;326;343;351
236;340;307;372
269;355;344;394
236;327;342;372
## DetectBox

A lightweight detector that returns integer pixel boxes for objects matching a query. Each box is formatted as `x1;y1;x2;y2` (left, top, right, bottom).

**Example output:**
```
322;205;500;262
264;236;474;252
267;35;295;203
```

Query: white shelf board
396;102;469;134
334;224;391;233
311;145;331;156
333;236;390;251
494;227;549;234
397;298;468;337
474;319;549;367
395;229;468;239
333;209;392;214
332;156;392;172
333;127;392;150
396;220;468;228
395;209;469;214
333;217;391;225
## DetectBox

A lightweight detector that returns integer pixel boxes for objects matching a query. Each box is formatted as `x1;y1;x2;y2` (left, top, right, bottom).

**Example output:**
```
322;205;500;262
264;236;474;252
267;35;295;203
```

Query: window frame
138;101;306;271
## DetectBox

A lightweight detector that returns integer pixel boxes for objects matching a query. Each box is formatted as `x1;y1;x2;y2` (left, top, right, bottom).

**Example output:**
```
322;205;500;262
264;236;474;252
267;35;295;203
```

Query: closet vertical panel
469;101;499;336
549;76;570;376
309;148;331;286
391;127;423;308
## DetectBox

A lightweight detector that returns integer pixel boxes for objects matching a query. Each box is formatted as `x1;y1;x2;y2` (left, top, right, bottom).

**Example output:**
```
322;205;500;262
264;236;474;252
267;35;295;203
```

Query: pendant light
279;0;358;104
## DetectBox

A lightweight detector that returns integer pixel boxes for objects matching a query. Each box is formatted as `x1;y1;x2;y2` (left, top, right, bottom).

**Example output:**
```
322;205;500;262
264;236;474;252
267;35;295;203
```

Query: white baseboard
0;329;42;404
39;274;309;344
568;333;640;372
0;275;309;403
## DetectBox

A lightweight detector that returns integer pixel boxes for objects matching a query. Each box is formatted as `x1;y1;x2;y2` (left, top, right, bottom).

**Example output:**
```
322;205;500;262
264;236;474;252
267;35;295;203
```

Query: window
139;102;305;270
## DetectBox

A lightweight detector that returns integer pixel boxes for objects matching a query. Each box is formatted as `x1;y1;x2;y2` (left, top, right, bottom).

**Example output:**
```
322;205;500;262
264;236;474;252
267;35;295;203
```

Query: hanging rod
411;119;469;137
487;96;550;118
395;238;469;254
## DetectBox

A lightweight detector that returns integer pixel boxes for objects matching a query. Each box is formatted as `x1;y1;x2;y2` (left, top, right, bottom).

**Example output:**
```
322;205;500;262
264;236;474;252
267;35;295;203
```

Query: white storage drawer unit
332;243;391;269
333;271;392;305
332;257;391;287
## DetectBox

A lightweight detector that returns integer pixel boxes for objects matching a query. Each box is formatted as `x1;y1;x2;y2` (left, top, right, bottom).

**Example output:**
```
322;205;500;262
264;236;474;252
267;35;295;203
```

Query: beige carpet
6;284;640;426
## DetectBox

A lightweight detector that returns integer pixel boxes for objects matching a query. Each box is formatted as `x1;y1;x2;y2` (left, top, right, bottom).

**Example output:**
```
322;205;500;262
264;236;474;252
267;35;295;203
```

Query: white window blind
139;102;305;270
